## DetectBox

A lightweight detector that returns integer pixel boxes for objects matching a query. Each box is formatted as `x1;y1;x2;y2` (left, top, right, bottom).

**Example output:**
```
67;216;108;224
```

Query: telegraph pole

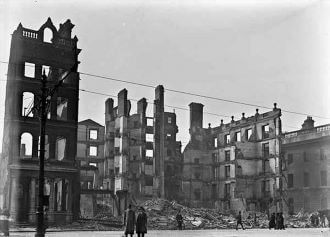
35;71;47;237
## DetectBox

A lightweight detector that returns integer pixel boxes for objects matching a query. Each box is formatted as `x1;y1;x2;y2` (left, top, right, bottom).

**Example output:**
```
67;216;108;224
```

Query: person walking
136;207;147;237
279;212;285;230
176;210;184;230
236;211;245;230
124;204;136;237
269;213;276;229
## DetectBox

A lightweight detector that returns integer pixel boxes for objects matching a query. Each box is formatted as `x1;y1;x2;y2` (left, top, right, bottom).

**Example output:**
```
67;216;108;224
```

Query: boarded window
287;154;293;165
321;170;327;186
57;97;68;120
89;129;98;140
20;132;33;158
145;176;153;186
38;135;49;159
304;172;309;187
24;62;35;78
55;137;66;160
225;150;230;161
288;174;293;188
225;165;230;178
22;92;34;117
89;146;98;156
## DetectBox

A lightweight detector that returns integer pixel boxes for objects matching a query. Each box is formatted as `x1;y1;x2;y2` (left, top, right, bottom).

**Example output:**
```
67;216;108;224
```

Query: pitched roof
78;119;104;127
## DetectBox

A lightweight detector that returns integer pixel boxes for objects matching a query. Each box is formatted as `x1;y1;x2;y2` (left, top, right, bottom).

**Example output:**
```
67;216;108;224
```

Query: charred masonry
0;18;81;224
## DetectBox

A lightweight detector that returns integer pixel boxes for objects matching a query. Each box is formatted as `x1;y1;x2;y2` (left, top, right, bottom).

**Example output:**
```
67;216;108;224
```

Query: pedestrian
0;208;10;236
275;213;281;230
124;204;135;237
236;211;245;230
320;214;326;227
176;210;183;230
279;212;285;230
269;213;276;229
136;207;147;237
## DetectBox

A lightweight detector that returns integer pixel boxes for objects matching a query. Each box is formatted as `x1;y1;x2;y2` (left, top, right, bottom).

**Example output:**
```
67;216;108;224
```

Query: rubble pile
141;199;266;230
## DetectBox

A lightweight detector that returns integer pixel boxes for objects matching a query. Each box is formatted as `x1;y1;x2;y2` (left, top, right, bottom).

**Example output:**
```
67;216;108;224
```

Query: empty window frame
224;134;230;145
89;129;98;140
24;62;35;78
168;117;172;124
55;137;66;160
214;137;218;148
146;118;153;126
43;28;53;43
145;176;153;186
146;133;154;142
89;163;97;167
262;124;270;139
166;133;172;140
146;149;153;158
235;131;241;142
224;183;230;198
22;92;34;117
42;65;50;77
225;150;230;161
38;135;50;159
89;146;98;156
212;153;218;163
246;128;252;141
20;132;33;158
57;97;68;120
321;170;327;186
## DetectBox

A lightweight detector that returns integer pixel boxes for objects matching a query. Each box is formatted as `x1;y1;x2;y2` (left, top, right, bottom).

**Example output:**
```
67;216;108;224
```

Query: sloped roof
78;119;104;127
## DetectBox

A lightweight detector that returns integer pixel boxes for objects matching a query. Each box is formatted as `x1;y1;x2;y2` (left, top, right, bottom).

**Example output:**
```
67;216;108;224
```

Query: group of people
269;212;285;230
124;204;148;237
310;212;328;227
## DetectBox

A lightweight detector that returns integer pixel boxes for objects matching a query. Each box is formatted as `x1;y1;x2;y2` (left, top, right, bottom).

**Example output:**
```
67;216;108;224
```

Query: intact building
103;86;182;214
0;18;81;224
283;117;330;214
77;119;105;190
182;103;282;213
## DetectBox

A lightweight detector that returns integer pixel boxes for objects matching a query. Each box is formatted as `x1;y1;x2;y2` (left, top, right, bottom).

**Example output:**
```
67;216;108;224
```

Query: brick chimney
302;116;314;130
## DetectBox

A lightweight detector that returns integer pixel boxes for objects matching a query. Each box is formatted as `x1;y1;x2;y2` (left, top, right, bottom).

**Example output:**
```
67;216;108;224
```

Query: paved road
8;228;330;237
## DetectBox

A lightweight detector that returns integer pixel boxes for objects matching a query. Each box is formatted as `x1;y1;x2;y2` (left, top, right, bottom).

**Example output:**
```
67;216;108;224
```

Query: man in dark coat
176;210;183;230
236;211;245;230
124;204;135;237
136;207;147;237
279;212;285;230
269;213;276;229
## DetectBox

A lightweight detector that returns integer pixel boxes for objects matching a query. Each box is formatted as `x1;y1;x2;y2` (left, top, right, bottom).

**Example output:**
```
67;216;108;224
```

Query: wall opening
43;28;53;43
20;132;33;158
24;62;35;78
55;137;66;160
22;92;34;117
57;97;68;120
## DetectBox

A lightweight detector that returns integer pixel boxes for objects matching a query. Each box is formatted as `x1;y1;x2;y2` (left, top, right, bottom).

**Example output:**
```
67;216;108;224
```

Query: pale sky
1;0;330;152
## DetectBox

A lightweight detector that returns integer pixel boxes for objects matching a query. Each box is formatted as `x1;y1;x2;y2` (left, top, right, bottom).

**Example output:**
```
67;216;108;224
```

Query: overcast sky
1;0;330;152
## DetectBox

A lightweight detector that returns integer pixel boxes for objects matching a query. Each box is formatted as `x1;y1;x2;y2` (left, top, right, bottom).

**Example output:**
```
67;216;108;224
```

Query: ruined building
0;18;81;224
283;117;330;214
182;103;282;213
77;119;105;190
103;86;182;214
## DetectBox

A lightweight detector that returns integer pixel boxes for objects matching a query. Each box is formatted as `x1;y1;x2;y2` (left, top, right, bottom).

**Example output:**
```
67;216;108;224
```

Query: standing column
66;180;73;223
10;177;18;219
48;179;55;223
29;178;36;223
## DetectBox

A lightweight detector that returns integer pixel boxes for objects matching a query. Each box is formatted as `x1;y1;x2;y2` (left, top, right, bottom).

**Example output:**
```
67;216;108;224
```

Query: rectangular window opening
89;129;98;140
24;62;35;78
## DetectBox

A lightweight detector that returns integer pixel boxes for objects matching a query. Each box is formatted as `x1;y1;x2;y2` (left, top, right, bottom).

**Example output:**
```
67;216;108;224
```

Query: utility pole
35;72;47;237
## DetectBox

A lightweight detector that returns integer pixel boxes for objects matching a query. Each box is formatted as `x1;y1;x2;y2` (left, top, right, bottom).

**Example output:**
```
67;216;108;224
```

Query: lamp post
35;72;47;237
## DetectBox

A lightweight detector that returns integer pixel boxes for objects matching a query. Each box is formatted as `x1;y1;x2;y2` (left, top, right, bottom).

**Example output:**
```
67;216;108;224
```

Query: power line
1;60;329;120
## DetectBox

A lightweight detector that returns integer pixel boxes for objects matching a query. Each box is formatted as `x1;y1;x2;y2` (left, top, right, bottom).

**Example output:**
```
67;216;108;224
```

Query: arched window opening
57;97;68;120
55;137;66;160
22;92;34;117
20;132;33;158
43;28;53;43
38;135;50;159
